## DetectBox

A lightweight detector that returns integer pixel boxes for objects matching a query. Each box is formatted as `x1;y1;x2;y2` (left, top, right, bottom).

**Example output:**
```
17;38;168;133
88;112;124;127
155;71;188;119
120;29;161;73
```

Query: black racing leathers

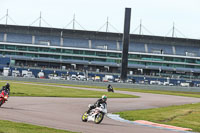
0;86;10;95
107;84;114;92
87;98;107;114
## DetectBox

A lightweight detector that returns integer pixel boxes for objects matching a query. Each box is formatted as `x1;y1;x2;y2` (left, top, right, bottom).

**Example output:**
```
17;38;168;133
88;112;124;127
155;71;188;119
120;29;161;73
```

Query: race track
1;85;200;133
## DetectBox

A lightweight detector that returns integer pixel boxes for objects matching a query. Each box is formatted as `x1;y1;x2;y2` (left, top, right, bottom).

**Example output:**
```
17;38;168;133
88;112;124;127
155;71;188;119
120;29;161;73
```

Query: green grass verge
115;88;200;98
0;81;138;98
19;81;200;98
56;83;200;98
47;83;200;98
1;80;200;98
58;83;200;98
21;81;200;98
115;102;200;132
0;120;76;133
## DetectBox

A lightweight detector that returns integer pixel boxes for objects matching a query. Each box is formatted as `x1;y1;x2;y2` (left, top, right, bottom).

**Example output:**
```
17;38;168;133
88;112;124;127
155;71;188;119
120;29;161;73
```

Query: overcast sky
0;0;200;39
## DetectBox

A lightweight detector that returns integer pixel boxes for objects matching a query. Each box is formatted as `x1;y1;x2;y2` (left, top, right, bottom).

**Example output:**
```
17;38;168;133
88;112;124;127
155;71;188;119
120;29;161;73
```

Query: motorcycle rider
87;95;107;114
0;83;10;96
107;84;114;92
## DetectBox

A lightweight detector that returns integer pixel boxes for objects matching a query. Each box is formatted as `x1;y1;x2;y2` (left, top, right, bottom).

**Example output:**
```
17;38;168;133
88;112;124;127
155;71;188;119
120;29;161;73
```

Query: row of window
0;51;119;63
0;45;121;57
129;54;200;64
1;44;200;66
129;61;200;69
1;50;200;69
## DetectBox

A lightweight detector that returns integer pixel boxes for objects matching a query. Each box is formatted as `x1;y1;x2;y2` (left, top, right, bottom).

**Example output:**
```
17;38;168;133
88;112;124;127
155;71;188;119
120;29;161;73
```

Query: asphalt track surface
1;83;200;133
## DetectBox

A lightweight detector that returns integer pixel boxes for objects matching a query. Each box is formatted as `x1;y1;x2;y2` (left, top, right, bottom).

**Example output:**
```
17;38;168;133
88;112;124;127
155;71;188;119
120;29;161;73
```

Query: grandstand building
1;24;200;79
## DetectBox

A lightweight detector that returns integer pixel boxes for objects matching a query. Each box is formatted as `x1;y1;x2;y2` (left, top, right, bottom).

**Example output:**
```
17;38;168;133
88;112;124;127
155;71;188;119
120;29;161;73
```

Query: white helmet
102;95;107;101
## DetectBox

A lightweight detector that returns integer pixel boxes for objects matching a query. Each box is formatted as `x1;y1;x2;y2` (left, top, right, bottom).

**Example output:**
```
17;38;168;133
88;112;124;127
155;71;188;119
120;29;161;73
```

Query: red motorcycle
0;91;9;107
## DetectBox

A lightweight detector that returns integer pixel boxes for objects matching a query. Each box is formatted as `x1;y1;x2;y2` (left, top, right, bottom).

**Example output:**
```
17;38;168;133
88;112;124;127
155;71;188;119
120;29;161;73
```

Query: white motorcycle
81;103;107;124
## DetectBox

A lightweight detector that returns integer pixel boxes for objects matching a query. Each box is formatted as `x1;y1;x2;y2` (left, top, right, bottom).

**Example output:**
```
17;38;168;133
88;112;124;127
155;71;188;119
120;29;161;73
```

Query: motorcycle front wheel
0;99;3;107
81;111;88;122
94;113;104;124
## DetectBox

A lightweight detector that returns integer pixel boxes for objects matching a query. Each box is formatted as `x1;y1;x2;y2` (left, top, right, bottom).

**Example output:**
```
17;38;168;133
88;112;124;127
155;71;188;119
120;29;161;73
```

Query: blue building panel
0;32;4;42
147;43;173;54
0;57;10;65
129;42;145;52
35;35;60;46
175;45;200;56
92;39;117;50
63;38;88;48
7;33;32;44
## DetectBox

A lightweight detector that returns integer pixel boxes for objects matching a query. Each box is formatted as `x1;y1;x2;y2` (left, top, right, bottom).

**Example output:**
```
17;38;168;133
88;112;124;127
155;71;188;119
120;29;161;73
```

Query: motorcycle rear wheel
81;111;88;122
94;113;104;124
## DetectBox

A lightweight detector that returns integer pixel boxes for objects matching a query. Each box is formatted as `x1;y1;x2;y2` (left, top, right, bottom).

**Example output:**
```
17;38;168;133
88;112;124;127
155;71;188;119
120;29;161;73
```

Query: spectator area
1;32;200;56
